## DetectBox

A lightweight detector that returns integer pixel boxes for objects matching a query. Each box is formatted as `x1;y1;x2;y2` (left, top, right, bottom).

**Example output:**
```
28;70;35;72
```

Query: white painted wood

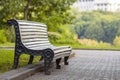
54;48;72;54
17;20;46;27
20;26;47;30
21;35;48;39
26;43;52;48
21;32;47;35
23;41;50;45
22;38;49;42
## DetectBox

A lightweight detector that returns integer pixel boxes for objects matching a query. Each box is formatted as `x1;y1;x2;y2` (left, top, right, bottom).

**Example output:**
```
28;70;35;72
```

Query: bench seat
7;19;72;75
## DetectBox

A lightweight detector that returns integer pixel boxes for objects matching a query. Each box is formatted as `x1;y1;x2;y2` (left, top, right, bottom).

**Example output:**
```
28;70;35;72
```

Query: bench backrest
16;20;51;49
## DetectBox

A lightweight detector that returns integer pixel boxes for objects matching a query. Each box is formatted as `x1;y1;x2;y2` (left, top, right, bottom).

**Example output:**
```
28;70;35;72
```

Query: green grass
0;50;41;74
54;43;120;50
0;42;15;46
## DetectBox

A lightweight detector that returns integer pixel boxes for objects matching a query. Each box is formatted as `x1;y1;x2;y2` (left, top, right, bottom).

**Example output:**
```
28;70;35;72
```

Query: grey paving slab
25;50;120;80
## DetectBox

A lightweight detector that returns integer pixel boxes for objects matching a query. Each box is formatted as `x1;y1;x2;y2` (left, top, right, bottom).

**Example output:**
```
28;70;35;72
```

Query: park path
25;50;120;80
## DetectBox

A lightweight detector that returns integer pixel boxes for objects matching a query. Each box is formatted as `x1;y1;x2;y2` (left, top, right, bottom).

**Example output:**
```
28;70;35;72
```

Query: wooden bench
7;19;72;75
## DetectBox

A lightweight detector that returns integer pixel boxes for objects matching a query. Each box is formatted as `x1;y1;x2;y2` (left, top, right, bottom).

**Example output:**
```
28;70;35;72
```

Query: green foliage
85;23;105;41
48;32;62;43
0;0;76;32
49;24;78;45
0;29;7;44
5;27;15;42
73;11;120;43
0;27;15;43
0;0;77;45
113;36;120;47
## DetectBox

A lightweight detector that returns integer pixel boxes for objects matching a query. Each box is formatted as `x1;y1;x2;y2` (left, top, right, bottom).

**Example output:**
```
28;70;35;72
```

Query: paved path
25;50;120;80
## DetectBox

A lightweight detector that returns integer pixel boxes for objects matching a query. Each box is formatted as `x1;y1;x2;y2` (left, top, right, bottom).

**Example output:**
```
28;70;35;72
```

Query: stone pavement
25;50;120;80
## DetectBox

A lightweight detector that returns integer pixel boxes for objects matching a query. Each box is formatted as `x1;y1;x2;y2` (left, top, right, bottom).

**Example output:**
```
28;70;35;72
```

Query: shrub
5;27;15;42
0;29;7;44
48;32;62;43
77;38;111;47
113;36;120;46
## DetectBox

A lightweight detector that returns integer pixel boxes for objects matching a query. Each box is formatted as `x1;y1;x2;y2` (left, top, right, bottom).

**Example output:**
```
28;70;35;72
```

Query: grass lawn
0;50;41;74
0;42;15;46
54;43;120;51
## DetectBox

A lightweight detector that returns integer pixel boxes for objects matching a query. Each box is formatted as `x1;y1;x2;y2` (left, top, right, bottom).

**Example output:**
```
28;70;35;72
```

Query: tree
0;0;76;31
73;11;120;43
74;21;88;38
85;23;105;41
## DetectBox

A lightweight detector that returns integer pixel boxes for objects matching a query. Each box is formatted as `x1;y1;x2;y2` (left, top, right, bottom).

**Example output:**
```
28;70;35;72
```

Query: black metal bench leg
56;58;62;69
28;55;34;64
44;49;54;75
44;56;52;75
64;56;69;65
13;53;20;69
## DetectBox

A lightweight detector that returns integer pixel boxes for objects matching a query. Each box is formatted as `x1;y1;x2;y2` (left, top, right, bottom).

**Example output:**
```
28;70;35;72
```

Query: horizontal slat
53;52;71;60
21;35;48;39
24;45;71;54
17;20;46;27
25;43;52;48
27;45;54;50
53;46;70;51
54;51;71;57
22;38;49;43
23;42;50;47
21;32;47;36
20;26;47;30
23;41;50;45
54;48;72;54
21;34;48;37
20;29;47;32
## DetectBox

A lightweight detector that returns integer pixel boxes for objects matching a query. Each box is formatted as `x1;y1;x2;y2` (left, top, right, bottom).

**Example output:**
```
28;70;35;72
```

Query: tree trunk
24;0;31;20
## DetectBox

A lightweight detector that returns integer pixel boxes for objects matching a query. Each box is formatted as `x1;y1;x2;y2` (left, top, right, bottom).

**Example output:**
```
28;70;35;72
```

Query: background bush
0;29;7;44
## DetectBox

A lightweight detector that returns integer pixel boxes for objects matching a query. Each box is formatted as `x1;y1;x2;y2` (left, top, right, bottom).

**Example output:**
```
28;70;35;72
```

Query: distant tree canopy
73;11;120;43
0;0;76;31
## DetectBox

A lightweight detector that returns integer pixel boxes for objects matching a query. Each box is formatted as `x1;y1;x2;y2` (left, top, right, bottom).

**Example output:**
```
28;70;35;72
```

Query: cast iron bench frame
7;19;72;75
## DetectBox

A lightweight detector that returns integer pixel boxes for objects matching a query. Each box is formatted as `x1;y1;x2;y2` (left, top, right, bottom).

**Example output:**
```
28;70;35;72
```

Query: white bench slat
24;45;71;54
24;43;51;47
23;41;50;45
21;33;47;36
22;38;49;43
53;52;71;60
20;29;47;32
52;46;70;51
17;20;46;27
21;32;47;35
54;48;72;54
20;26;47;30
26;43;52;48
21;35;48;39
54;51;71;57
27;45;55;50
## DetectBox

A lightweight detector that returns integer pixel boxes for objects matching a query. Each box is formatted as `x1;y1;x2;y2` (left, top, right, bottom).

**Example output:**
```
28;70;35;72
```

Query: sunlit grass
0;50;41;74
0;42;15;46
54;43;120;50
